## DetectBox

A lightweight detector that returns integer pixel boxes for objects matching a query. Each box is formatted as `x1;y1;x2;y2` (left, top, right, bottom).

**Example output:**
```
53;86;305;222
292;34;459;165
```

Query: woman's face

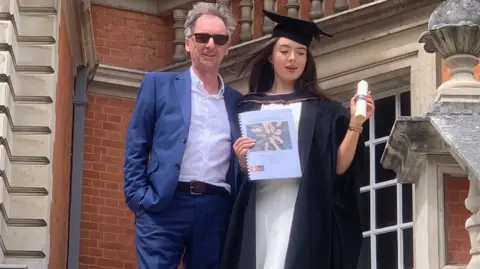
269;37;308;83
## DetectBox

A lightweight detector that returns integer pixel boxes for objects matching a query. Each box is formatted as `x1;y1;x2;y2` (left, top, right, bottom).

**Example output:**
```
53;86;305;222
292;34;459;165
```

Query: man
123;2;241;269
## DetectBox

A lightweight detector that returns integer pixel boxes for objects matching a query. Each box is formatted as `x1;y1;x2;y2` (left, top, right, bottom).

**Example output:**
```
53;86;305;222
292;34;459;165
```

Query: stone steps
0;265;27;269
0;115;50;157
0;51;54;101
0;0;55;267
0;181;47;261
18;0;56;15
0;145;48;194
18;0;56;8
0;21;53;68
14;15;54;40
2;260;43;269
0;83;52;128
0;0;55;44
0;181;47;221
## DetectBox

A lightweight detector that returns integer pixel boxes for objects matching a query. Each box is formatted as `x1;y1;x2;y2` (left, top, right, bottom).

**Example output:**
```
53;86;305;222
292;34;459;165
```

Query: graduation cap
263;9;332;47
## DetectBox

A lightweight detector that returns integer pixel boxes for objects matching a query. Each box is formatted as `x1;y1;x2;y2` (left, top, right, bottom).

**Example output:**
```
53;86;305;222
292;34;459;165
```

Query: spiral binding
238;113;252;178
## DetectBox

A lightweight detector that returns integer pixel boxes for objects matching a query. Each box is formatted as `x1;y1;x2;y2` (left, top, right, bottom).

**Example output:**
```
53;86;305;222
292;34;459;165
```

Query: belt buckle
189;181;203;195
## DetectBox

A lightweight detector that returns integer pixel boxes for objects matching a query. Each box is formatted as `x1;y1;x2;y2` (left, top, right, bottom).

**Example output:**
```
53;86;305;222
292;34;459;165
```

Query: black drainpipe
67;63;98;269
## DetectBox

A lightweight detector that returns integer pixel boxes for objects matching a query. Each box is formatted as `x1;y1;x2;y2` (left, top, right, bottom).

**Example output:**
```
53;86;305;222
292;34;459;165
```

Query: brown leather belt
176;181;229;195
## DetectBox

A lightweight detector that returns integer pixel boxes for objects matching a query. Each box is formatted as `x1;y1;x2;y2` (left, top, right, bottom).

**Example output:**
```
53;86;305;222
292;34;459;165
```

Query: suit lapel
223;88;238;138
298;99;318;173
224;88;240;195
174;70;192;127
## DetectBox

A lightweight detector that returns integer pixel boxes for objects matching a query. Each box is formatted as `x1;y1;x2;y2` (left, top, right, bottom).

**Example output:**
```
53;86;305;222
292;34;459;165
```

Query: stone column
310;0;324;20
333;0;348;13
239;0;253;42
173;9;187;63
465;172;480;269
262;0;275;34
285;0;300;18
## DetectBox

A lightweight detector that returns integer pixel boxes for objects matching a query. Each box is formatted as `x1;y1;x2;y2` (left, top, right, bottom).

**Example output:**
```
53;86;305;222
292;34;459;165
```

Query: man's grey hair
184;2;236;39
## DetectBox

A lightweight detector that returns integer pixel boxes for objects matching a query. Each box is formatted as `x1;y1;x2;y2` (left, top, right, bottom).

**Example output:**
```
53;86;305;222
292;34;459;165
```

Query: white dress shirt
178;68;232;192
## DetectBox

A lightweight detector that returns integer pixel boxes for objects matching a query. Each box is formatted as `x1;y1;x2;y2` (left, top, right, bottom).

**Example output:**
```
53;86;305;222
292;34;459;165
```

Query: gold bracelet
348;125;363;133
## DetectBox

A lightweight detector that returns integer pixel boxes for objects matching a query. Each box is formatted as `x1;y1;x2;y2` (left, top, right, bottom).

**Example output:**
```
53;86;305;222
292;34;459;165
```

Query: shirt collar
190;67;225;98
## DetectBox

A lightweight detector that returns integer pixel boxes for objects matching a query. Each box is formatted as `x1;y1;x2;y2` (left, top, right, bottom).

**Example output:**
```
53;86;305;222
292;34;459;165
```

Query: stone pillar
465;172;480;269
310;0;324;20
333;0;348;13
285;0;300;18
173;9;187;63
262;0;275;34
239;0;253;42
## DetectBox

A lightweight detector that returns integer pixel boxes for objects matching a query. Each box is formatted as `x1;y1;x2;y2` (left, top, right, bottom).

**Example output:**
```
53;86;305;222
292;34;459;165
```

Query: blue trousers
135;192;232;269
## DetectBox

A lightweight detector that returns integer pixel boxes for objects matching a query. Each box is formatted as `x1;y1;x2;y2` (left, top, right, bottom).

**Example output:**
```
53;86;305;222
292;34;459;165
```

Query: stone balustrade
170;0;377;64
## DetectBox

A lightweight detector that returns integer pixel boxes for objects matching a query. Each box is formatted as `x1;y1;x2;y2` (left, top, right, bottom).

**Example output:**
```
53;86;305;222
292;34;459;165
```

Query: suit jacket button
175;164;181;170
183;138;187;144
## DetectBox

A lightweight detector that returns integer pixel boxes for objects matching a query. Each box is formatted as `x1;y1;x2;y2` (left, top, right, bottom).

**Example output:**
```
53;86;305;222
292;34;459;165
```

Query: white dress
255;102;302;269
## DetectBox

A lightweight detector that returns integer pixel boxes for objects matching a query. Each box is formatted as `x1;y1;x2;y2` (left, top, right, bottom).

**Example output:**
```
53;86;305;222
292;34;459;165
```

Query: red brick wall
49;9;75;268
445;176;471;264
91;5;174;71
79;93;137;269
79;94;185;269
80;5;183;268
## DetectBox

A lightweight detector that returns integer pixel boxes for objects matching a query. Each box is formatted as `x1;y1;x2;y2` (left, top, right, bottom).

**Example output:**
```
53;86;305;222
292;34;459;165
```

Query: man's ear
185;37;191;53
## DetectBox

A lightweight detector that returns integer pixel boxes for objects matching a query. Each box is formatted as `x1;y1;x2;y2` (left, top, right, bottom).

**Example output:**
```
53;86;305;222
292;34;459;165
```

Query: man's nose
205;37;215;49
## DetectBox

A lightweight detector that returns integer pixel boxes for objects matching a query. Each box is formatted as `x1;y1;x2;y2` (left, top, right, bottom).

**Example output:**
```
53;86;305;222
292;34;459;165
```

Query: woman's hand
233;137;256;171
349;91;375;126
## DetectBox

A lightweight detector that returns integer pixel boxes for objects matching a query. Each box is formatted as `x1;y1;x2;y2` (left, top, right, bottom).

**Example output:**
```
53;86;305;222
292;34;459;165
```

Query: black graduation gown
220;92;366;269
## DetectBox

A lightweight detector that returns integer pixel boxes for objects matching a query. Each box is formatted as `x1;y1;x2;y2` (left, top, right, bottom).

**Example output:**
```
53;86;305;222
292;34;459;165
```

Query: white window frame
343;86;412;269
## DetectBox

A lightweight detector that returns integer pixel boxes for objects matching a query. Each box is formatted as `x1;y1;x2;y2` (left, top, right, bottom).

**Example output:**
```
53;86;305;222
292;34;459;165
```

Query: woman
220;10;375;269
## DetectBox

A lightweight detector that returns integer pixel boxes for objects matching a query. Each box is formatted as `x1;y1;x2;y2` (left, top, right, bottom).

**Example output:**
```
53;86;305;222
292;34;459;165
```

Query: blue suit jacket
123;70;243;214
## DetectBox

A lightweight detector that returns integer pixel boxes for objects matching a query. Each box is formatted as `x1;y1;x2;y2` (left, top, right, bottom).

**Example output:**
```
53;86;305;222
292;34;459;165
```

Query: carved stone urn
419;0;480;102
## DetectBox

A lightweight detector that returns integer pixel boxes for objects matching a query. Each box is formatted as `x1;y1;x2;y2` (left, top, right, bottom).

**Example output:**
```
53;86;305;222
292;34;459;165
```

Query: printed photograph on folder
246;121;293;152
238;109;302;180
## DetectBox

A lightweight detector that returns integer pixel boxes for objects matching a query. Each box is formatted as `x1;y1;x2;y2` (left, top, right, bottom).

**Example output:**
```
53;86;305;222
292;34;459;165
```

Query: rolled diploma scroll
355;80;368;123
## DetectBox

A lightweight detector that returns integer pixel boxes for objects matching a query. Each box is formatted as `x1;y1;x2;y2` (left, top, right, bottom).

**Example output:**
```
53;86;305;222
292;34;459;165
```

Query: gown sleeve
330;104;367;269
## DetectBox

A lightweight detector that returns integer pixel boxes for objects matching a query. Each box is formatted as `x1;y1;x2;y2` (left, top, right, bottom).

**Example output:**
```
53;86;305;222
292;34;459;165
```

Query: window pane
363;118;370;142
374;95;396;138
403;228;414;269
377;231;398;269
400;91;411;116
376;186;397;228
402;184;413;223
375;143;396;183
358;237;371;269
360;192;370;231
361;146;370;187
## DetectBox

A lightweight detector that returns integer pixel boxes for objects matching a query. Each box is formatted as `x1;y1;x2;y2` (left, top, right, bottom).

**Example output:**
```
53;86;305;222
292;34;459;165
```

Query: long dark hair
240;37;329;100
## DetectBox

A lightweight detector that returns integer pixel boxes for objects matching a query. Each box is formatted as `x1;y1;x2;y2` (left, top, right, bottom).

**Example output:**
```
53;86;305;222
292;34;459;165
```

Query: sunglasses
192;33;229;45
